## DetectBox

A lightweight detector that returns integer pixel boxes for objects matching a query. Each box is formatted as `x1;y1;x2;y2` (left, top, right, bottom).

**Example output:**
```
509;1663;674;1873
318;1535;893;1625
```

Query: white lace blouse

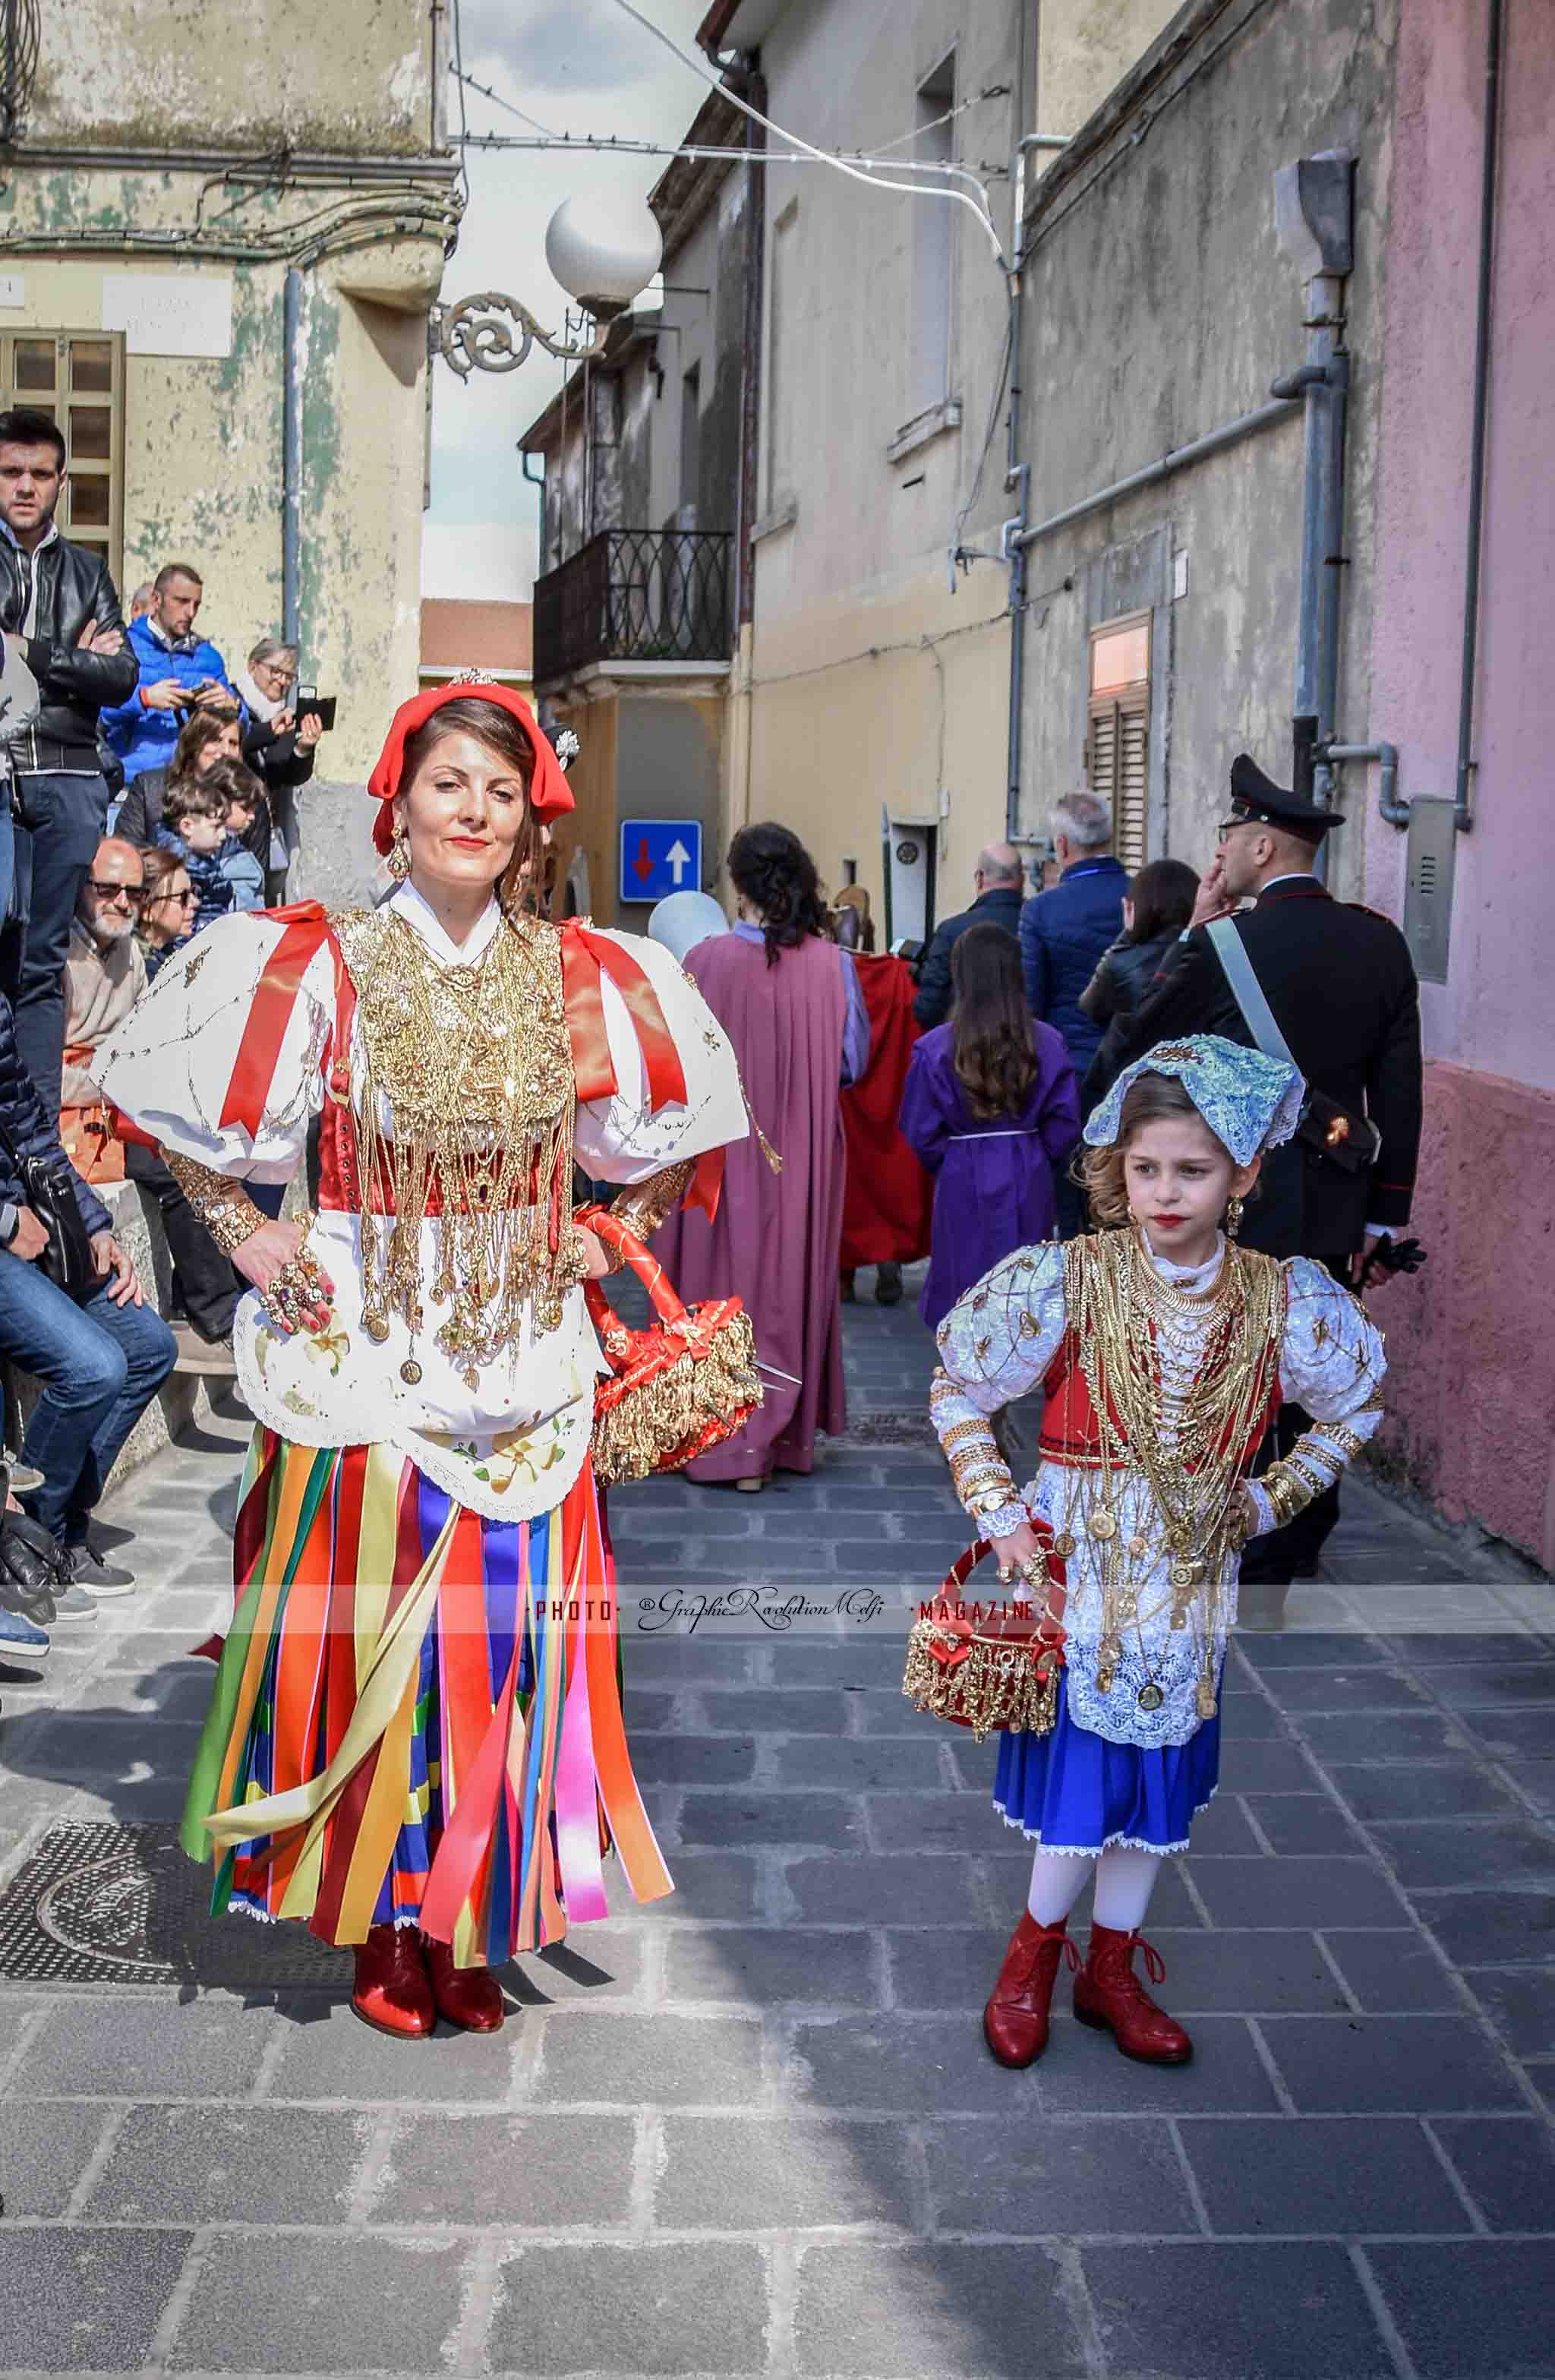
931;1235;1387;1747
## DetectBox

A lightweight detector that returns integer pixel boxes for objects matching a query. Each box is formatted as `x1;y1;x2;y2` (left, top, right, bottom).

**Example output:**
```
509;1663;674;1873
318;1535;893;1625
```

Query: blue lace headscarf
1083;1034;1304;1166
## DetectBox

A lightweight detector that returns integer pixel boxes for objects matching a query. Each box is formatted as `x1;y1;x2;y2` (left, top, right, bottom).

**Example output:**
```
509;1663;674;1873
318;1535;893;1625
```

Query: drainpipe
1271;153;1355;879
1002;13;1032;845
1454;0;1503;834
522;450;547;575
282;265;304;652
1326;740;1405;826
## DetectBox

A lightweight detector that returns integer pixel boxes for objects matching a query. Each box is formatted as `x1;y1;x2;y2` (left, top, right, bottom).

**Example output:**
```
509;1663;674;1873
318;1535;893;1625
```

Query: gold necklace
333;907;583;1384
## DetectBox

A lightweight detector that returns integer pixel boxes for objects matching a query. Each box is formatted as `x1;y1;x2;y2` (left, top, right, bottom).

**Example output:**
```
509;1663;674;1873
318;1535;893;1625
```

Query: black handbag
0;1113;99;1299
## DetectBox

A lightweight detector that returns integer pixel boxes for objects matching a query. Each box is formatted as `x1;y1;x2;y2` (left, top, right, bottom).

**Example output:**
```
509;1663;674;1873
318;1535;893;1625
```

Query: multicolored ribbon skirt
181;1430;671;1966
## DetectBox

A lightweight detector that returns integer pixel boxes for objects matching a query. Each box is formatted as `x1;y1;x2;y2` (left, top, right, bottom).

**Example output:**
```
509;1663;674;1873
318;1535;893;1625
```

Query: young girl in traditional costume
929;1035;1385;2067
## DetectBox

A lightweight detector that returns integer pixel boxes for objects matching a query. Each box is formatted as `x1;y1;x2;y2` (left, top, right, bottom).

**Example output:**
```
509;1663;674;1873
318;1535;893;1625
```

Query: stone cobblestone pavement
0;1266;1550;2378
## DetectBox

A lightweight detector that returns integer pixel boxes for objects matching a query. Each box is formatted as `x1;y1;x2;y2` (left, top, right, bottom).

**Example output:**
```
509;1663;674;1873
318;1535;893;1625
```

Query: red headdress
366;677;575;855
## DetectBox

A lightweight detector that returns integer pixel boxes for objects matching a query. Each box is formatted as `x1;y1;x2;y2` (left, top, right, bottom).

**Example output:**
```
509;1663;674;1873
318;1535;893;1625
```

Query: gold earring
387;822;411;882
1225;1193;1244;1239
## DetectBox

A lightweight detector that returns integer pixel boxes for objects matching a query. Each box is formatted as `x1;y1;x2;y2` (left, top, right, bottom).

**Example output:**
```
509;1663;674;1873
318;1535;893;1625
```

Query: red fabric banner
560;920;689;1115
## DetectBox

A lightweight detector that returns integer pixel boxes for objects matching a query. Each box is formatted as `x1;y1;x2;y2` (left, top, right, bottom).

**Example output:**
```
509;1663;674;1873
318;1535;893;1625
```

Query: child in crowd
899;922;1080;1332
929;1034;1386;2069
156;780;235;936
205;759;267;912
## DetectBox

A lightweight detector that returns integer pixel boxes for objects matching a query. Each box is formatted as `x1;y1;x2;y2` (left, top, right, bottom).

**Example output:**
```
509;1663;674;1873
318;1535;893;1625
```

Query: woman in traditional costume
929;1037;1385;2069
96;681;746;2038
656;822;868;1490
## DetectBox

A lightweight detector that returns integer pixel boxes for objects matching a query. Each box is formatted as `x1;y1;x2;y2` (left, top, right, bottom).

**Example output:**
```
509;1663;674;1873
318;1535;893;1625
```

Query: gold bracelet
163;1150;265;1255
607;1158;695;1254
941;1419;994;1454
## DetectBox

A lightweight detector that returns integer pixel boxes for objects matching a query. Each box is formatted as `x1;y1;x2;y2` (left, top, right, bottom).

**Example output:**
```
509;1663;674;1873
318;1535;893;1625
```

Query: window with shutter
1086;610;1151;872
0;331;126;589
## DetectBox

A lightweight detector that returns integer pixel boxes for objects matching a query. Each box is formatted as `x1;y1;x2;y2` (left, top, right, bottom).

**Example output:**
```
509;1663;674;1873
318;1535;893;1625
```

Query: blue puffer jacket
1019;857;1129;1077
99;617;237;783
0;991;111;1239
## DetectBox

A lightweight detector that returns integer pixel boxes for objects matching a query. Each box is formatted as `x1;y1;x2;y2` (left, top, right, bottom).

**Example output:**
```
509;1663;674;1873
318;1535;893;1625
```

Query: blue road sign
619;817;703;903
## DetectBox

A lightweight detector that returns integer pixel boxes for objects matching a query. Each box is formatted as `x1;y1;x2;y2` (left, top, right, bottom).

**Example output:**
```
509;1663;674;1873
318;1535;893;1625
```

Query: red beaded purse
902;1523;1068;1743
576;1205;762;1485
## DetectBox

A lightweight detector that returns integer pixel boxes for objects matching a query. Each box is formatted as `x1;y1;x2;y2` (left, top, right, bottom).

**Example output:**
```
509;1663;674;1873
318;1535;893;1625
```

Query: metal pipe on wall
1015;398;1298;551
1002;11;1033;844
282;266;304;652
1455;0;1503;833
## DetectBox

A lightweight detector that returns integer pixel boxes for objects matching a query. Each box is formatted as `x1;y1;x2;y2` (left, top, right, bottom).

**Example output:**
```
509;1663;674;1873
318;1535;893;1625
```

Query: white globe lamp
544;195;663;322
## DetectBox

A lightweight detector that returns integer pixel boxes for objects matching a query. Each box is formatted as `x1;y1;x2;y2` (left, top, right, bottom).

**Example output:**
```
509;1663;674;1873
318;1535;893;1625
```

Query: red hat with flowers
366;675;575;856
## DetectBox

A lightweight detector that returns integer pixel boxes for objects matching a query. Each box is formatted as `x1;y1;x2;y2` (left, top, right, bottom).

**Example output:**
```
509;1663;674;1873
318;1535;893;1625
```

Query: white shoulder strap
1204;915;1298;1072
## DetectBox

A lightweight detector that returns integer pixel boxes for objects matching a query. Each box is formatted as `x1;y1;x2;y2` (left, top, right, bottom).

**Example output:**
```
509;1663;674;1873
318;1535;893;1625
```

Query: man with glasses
1106;752;1423;1592
65;838;238;1373
60;838;148;1183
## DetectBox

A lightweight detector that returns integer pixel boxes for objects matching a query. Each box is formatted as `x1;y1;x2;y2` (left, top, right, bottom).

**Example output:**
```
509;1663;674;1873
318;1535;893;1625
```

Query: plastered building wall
2;0;452;784
732;0;1180;920
1012;0;1394;890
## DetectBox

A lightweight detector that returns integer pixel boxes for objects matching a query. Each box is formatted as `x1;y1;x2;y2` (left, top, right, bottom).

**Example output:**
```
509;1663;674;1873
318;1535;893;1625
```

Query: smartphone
295;685;337;733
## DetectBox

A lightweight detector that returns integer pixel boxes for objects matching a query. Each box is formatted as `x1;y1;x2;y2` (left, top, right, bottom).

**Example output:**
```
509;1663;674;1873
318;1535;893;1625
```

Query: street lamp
437;194;664;380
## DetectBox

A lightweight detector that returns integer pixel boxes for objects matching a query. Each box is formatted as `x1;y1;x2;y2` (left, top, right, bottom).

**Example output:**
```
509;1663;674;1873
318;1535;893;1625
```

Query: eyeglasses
1215;816;1256;844
85;878;146;905
150;887;198;909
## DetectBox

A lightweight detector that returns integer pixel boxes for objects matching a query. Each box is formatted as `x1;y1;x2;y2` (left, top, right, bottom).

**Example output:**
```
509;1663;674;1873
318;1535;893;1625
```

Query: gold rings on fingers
263;1248;333;1337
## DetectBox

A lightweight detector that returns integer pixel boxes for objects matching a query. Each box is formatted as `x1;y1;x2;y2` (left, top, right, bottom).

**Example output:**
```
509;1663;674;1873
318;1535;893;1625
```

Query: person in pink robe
654;823;869;1488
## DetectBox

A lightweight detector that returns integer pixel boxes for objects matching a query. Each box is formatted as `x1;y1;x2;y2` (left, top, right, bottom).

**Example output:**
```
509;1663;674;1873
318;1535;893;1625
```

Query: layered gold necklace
1060;1229;1284;1716
333;907;582;1385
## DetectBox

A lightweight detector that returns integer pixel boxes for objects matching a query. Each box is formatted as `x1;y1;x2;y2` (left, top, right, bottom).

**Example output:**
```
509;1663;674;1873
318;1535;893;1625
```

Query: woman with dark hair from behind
898;923;1081;1332
1080;856;1200;1112
654;821;870;1490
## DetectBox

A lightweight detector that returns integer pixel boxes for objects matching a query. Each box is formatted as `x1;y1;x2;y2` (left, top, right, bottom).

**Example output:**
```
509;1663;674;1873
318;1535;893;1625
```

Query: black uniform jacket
1105;876;1423;1259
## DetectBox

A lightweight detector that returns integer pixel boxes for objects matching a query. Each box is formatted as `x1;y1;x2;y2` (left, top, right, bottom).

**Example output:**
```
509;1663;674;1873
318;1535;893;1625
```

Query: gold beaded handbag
902;1527;1068;1744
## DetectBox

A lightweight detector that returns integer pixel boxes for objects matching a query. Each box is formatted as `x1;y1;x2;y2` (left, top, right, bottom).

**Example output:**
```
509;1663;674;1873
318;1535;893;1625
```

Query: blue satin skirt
992;1673;1220;1854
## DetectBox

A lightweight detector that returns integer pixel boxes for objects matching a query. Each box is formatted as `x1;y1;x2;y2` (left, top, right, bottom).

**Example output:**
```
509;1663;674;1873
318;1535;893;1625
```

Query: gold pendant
1127;1534;1148;1561
1197;1683;1218;1719
399;1358;423;1385
1169;1609;1187;1631
1096;1666;1114;1694
1089;1509;1117;1542
363;1314;390;1344
1170;1559;1196;1591
1052;1531;1077;1559
1137;1681;1165;1712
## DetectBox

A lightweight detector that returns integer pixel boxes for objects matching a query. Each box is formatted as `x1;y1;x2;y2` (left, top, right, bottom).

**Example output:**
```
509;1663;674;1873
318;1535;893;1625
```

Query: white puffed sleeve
930;1244;1068;1538
93;912;333;1184
1244;1258;1388;1536
572;927;747;1185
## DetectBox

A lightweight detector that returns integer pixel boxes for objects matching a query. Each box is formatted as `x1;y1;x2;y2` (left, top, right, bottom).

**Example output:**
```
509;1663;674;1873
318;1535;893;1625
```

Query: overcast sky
424;0;713;605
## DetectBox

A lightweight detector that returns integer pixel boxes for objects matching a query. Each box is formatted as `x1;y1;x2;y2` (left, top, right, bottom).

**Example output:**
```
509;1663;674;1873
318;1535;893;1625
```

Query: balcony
533;529;734;686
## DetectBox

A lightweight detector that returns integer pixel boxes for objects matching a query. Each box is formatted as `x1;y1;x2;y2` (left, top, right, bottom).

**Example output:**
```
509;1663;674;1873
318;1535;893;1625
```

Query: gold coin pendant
363;1314;390;1344
1088;1509;1117;1542
1170;1559;1196;1591
1052;1531;1077;1559
399;1358;423;1386
1137;1681;1165;1712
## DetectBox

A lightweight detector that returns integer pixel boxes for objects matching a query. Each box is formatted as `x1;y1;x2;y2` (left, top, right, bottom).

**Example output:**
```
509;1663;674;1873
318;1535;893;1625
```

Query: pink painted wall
1361;0;1555;1561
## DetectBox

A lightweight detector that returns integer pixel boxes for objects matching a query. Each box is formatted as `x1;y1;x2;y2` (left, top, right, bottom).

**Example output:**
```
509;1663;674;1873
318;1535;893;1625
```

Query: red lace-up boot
983;1913;1080;2067
1073;1924;1192;2064
424;1937;507;2034
350;1924;435;2040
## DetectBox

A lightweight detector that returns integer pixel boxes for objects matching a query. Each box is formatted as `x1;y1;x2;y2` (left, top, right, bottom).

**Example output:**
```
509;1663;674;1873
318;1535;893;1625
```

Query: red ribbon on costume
219;901;355;1137
560;920;688;1116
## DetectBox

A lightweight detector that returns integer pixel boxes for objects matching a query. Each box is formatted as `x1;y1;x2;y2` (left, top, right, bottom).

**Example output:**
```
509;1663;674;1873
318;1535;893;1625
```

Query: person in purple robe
899;922;1082;1332
654;822;869;1490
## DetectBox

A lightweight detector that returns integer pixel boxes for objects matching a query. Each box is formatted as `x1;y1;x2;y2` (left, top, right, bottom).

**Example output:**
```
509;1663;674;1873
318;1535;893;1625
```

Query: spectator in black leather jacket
0;407;138;1123
1078;857;1200;1112
0;982;175;1595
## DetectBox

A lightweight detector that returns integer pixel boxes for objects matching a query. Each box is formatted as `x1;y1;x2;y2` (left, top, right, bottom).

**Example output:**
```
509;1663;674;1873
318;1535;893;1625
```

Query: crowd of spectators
0;406;331;1674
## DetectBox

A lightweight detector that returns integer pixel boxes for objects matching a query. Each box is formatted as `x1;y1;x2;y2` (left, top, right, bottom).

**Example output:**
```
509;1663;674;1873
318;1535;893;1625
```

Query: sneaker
49;1581;99;1621
58;1542;137;1598
0;1606;49;1657
172;1322;237;1376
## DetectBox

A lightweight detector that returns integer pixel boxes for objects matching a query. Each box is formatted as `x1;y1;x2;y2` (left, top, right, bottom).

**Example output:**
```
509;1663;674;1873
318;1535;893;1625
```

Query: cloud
456;0;700;99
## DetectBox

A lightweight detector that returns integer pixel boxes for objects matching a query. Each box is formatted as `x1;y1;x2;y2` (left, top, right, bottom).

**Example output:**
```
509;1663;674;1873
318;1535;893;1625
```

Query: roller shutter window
0;331;126;589
1085;610;1151;873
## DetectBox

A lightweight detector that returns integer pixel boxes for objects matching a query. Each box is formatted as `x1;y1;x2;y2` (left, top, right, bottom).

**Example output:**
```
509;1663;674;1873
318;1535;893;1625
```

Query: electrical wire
868;83;1011;160
603;0;1007;263
448;0;472;202
456;64;561;140
949;298;1015;570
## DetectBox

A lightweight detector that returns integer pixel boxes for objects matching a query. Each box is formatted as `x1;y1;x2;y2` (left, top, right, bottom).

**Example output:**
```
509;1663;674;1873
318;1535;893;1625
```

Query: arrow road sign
618;817;704;904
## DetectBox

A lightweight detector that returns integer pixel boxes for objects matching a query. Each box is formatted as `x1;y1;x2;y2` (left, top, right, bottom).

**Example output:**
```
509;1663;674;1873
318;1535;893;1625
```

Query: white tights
1025;1842;1162;1933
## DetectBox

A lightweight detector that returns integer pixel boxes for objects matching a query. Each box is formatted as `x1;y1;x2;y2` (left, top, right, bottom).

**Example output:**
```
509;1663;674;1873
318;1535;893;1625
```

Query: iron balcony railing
534;529;734;683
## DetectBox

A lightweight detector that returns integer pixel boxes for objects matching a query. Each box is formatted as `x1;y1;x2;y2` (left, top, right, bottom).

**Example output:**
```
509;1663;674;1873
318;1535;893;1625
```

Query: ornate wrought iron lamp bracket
435;292;609;379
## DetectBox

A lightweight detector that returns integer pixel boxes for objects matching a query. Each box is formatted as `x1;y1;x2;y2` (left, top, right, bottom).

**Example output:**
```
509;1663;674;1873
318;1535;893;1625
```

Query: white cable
604;0;1007;264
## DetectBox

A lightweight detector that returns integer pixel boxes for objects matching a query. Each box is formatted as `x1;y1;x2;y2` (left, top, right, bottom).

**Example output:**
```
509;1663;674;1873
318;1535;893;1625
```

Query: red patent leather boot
1073;1924;1192;2064
983;1912;1080;2067
424;1937;507;2034
350;1924;435;2040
